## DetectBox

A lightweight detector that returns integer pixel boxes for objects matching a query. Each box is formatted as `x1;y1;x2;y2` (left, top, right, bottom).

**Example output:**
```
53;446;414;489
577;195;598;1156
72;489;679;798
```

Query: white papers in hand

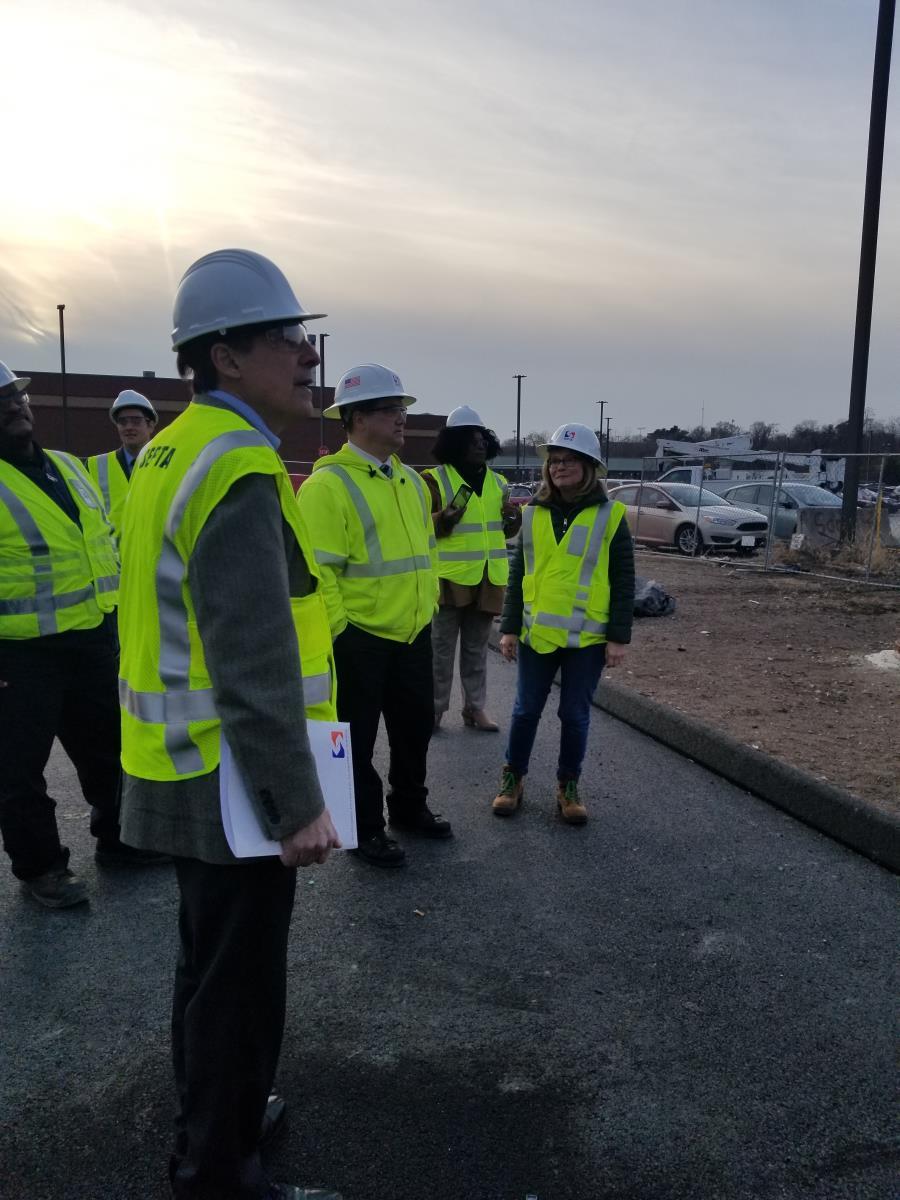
220;720;357;857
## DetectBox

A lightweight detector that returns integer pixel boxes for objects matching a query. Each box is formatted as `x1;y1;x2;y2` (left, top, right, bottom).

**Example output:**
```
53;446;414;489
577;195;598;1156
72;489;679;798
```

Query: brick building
18;370;448;470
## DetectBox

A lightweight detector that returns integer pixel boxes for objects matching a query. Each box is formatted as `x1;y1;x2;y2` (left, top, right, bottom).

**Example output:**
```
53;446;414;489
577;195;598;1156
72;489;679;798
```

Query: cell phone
449;483;474;512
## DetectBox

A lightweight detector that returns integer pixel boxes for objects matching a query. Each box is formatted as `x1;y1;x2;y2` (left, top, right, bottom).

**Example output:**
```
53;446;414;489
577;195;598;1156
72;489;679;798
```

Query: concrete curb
488;628;899;872
591;678;899;874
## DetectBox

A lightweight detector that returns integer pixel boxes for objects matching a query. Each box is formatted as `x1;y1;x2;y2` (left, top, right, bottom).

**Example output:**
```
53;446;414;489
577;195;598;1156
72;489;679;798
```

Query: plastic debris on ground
633;576;676;617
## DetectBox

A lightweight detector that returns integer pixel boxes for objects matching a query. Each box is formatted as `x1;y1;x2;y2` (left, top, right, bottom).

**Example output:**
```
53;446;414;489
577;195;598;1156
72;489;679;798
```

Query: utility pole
596;398;607;447
57;304;69;451
842;0;895;541
605;416;611;464
316;331;329;454
513;373;526;472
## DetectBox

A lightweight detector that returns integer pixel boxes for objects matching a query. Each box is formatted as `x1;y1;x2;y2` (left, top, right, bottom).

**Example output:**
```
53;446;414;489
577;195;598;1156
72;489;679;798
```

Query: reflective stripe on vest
522;505;614;648
0;455;118;636
428;465;509;579
95;452;112;511
316;463;432;577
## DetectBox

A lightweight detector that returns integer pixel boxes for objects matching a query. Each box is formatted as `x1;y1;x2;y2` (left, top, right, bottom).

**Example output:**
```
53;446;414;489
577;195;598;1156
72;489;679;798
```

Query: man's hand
499;633;518;661
279;809;342;867
605;641;627;668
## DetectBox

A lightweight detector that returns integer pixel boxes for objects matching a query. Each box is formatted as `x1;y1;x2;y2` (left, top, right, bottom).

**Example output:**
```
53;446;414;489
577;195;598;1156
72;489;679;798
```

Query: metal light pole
57;304;69;450
842;0;895;542
317;332;329;454
513;373;526;472
597;399;606;447
605;416;611;464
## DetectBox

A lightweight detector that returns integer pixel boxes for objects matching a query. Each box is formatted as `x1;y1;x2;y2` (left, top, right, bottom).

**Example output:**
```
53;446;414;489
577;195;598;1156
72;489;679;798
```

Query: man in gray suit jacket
118;250;342;1200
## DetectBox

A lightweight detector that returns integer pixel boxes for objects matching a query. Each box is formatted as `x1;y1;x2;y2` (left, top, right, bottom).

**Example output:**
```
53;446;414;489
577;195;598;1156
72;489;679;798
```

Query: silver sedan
608;482;769;556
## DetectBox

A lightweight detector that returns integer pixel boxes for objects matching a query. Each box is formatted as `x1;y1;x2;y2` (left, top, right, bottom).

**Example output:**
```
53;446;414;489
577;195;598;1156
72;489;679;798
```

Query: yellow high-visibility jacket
520;501;626;652
297;444;438;643
0;451;118;639
118;402;336;781
422;464;509;587
86;449;131;541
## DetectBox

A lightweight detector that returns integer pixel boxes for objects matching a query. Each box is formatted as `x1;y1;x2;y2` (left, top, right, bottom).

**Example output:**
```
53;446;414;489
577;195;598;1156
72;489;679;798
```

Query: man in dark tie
296;363;450;868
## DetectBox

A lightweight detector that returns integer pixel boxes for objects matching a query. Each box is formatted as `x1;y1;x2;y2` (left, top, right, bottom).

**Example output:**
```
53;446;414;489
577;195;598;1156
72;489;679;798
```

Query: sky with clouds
1;0;898;438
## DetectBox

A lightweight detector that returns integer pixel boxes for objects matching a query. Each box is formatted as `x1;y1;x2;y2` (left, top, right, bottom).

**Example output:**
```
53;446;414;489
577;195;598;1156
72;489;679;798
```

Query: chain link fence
615;451;900;588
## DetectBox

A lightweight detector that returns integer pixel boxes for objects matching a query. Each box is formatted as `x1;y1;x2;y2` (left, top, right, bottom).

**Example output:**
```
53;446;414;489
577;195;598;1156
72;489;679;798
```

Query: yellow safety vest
118;401;336;782
297;444;438;643
86;450;131;541
520;501;626;652
423;464;509;587
0;451;119;639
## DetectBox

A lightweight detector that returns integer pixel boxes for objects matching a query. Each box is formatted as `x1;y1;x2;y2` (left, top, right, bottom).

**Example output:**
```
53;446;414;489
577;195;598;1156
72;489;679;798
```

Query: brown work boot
492;765;524;816
556;778;588;825
462;706;500;732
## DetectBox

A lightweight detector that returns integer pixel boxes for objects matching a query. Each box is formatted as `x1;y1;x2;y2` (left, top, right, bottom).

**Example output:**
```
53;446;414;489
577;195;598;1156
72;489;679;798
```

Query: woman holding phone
423;407;521;730
493;423;634;824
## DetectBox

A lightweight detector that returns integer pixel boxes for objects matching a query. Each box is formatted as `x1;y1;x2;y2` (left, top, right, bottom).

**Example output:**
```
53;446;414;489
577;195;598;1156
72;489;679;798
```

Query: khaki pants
432;604;495;715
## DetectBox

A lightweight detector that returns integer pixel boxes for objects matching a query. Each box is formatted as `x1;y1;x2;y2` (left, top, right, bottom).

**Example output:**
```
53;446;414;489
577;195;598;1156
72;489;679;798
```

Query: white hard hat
323;363;416;419
0;362;30;395
445;405;486;429
110;390;157;423
538;423;605;464
171;249;326;349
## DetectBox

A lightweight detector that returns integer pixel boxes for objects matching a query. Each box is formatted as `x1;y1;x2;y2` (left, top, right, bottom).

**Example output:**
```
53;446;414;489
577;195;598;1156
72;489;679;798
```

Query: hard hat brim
323;394;417;419
171;311;327;350
537;442;605;464
5;376;31;395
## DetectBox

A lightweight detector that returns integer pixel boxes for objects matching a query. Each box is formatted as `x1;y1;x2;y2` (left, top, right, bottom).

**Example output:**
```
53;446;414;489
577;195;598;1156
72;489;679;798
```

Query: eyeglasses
262;323;310;351
115;414;151;427
367;404;407;418
547;455;581;468
0;390;30;411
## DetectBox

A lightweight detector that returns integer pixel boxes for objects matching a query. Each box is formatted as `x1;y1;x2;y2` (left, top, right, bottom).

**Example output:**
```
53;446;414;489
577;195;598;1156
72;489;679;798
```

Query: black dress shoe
388;807;453;839
350;832;407;867
259;1092;287;1148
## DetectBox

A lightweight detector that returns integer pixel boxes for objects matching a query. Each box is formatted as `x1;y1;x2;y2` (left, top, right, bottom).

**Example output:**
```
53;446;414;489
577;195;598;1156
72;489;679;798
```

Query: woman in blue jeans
493;423;634;824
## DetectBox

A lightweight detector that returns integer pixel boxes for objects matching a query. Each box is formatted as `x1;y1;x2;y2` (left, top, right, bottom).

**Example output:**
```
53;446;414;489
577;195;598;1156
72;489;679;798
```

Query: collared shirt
347;439;392;474
207;389;281;450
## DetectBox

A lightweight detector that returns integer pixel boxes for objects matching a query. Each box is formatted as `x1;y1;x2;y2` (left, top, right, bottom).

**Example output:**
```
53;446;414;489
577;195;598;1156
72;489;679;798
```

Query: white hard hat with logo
323;363;416;419
539;423;605;464
445;405;486;429
110;389;157;423
0;362;30;395
171;249;326;349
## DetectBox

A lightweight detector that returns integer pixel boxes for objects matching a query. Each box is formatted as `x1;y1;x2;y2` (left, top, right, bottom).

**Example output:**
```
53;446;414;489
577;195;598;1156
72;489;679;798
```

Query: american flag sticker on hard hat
345;376;360;388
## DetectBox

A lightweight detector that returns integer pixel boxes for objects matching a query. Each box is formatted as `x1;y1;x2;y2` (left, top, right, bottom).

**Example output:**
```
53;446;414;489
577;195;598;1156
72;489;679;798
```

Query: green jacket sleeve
295;474;350;637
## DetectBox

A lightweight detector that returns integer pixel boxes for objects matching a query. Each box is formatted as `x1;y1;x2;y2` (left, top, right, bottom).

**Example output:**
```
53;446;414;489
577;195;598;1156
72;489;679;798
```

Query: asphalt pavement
1;651;898;1200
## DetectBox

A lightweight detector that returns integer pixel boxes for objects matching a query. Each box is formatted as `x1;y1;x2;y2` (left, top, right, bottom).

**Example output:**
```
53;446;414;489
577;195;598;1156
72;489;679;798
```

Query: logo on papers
330;730;346;759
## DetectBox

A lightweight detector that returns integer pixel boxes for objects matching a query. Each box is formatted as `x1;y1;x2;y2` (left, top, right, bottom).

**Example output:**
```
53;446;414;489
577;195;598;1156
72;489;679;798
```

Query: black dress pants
0;624;122;880
171;855;297;1200
333;622;434;841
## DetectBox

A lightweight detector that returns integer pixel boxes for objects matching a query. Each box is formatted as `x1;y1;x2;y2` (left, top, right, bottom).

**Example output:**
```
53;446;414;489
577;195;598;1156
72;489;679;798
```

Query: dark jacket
499;486;635;645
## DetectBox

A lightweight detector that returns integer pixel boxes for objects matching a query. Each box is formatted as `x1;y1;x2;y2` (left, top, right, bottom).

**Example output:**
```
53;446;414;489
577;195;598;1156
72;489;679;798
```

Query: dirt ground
621;551;900;815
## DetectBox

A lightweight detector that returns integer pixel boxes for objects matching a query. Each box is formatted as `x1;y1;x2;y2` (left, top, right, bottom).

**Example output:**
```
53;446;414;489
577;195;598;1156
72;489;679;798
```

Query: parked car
608;482;769;556
506;483;534;507
718;481;842;538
